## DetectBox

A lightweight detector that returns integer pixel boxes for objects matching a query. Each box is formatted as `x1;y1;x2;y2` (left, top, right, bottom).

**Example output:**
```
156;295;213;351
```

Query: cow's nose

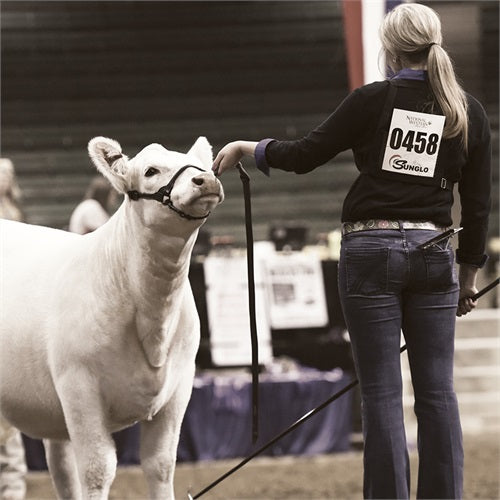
192;172;215;186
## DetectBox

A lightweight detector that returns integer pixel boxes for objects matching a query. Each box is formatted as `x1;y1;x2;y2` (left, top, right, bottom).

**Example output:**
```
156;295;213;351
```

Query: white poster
264;252;329;329
204;255;273;367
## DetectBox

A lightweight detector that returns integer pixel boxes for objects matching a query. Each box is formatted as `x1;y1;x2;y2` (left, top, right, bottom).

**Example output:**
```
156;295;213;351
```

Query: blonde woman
213;3;491;498
0;159;24;222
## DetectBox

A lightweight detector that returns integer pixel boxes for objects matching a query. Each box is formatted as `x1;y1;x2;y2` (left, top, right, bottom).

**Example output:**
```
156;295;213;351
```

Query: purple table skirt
22;366;353;469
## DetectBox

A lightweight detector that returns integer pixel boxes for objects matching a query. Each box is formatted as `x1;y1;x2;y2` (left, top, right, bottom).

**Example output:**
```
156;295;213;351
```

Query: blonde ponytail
380;3;469;150
427;43;468;150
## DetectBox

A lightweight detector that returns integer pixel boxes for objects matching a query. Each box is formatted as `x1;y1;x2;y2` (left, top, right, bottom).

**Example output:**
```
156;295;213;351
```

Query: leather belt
342;220;448;235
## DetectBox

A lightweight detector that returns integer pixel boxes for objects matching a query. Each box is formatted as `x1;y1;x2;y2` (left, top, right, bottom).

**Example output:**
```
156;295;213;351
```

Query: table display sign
264;252;329;329
204;255;273;367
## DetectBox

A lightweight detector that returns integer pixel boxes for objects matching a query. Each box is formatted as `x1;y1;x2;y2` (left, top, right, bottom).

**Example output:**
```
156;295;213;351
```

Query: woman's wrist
237;140;258;158
459;263;479;289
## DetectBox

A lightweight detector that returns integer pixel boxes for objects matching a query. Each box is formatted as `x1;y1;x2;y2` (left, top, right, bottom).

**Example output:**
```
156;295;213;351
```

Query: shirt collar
391;68;427;81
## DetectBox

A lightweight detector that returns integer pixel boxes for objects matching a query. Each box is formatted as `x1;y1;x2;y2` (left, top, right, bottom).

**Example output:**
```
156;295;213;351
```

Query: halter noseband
127;165;210;221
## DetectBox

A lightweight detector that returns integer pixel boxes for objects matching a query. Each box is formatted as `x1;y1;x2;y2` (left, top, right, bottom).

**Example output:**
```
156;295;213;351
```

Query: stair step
401;311;500;435
454;347;499;367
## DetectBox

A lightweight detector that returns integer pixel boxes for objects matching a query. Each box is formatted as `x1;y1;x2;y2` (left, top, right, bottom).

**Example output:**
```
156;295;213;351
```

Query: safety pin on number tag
418;227;463;250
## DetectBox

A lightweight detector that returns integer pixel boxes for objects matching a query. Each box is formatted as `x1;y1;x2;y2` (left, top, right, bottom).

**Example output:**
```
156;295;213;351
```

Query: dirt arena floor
26;431;499;499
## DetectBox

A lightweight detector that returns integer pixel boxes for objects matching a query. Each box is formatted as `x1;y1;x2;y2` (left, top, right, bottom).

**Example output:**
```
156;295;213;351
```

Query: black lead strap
188;277;500;499
235;162;260;445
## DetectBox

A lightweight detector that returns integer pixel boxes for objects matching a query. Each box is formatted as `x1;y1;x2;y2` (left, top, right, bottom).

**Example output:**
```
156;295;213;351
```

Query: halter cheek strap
127;165;211;221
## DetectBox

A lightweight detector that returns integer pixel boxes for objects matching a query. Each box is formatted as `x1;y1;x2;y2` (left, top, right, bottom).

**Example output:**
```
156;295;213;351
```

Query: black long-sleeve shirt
256;71;491;267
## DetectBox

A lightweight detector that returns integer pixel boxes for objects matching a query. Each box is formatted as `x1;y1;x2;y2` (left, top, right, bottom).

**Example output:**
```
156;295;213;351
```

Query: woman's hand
212;141;257;176
456;264;479;317
456;286;478;317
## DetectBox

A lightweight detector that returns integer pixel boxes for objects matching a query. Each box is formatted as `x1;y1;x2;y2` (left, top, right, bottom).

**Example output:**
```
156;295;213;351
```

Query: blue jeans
338;228;463;499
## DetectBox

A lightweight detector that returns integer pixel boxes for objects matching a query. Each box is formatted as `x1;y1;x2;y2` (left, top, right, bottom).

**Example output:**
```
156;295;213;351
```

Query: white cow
0;136;224;499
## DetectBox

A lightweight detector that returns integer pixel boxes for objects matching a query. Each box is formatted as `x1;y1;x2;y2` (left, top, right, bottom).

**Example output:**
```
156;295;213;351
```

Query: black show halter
127;165;211;220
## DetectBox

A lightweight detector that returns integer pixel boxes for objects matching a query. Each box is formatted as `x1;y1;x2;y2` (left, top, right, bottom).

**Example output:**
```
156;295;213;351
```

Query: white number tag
381;108;445;178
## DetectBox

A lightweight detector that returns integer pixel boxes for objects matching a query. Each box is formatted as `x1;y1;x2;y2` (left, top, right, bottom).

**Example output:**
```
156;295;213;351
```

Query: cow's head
88;136;224;229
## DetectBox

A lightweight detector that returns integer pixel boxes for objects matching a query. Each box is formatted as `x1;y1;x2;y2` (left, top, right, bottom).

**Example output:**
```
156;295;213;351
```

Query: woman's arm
456;99;491;317
212;86;372;177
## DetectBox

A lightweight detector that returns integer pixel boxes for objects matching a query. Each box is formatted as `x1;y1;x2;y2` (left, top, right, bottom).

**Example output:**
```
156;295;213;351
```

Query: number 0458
389;128;439;155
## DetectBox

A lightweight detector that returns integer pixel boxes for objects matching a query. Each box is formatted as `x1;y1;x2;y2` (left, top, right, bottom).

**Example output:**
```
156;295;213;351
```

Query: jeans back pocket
422;248;458;292
344;247;390;296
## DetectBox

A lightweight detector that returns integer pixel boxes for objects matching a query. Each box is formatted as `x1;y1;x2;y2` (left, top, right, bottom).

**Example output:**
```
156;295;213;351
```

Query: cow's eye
145;167;159;177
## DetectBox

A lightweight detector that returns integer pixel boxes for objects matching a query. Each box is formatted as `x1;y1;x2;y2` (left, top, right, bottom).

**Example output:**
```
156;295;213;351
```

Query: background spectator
0;159;24;222
69;176;118;234
0;158;27;499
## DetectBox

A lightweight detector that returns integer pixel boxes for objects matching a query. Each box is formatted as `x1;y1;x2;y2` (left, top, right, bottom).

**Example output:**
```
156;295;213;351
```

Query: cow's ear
187;136;213;170
88;137;129;193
